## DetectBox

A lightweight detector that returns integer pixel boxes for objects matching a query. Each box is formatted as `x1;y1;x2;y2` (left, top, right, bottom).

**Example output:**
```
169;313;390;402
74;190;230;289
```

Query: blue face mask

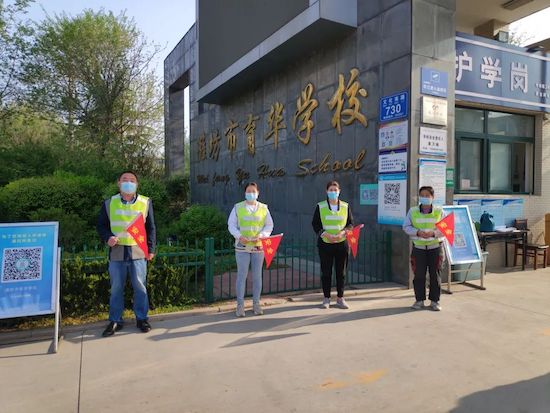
419;196;433;206
245;192;258;201
327;191;339;200
120;181;137;195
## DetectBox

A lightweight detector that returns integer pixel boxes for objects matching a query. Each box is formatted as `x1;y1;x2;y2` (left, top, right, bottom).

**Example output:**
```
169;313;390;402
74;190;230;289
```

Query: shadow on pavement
60;295;413;346
147;305;413;345
450;373;550;413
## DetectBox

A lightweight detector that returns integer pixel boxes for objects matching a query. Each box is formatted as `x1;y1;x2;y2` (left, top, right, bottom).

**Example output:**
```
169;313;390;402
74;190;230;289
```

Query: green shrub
165;174;190;218
29;207;95;249
171;204;230;246
0;142;58;186
0;173;104;230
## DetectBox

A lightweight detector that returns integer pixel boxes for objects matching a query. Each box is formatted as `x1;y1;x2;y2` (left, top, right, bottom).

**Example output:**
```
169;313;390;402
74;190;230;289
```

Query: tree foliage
23;9;164;176
0;0;34;119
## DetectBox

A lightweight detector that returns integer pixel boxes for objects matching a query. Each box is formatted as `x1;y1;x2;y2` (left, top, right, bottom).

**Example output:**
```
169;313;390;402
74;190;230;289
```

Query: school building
164;0;550;284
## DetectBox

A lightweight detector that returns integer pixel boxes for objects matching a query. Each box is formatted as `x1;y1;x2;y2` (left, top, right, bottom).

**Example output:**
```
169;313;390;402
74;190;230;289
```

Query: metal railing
62;231;392;304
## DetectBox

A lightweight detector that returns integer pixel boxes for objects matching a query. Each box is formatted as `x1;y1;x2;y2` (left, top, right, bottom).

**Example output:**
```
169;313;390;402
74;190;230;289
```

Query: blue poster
455;199;482;223
360;184;378;205
456;32;550;112
379;91;408;123
480;199;505;227
421;67;449;98
442;206;482;265
0;222;59;319
503;199;524;226
378;173;407;225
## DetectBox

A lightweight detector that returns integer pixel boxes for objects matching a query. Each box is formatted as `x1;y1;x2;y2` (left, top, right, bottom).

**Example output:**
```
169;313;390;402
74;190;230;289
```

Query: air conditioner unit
502;0;534;11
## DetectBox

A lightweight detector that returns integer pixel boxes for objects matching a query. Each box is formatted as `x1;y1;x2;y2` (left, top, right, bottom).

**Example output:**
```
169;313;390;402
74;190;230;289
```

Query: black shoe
136;319;151;333
102;321;123;337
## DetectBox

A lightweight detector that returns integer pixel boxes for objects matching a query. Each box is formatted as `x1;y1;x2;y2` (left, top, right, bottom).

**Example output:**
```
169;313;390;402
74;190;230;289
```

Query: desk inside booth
477;230;528;271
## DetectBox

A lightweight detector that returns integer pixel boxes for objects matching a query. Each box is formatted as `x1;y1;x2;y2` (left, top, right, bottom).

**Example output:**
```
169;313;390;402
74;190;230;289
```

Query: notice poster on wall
455;199;482;223
418;158;447;206
419;127;447;156
480;199;505;227
378;121;408;152
378;150;407;174
503;199;524;226
378;173;407;225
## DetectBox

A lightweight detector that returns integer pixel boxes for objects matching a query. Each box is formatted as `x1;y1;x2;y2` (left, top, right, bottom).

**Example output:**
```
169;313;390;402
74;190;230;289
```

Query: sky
19;1;550;72
510;7;550;46
23;0;197;77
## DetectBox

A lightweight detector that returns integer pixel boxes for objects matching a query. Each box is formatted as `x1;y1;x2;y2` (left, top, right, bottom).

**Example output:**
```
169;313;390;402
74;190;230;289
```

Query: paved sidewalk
1;270;550;413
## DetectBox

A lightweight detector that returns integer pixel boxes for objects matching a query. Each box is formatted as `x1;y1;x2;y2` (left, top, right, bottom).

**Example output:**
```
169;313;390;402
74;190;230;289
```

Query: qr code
1;247;43;283
454;233;466;248
384;183;401;205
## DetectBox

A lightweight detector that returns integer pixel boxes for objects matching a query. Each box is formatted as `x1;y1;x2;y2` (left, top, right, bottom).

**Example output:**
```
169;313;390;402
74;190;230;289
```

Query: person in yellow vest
96;171;156;336
402;186;444;311
228;182;273;317
312;180;354;309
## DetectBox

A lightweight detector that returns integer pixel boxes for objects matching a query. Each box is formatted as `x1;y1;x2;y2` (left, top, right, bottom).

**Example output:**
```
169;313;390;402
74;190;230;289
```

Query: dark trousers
411;246;443;302
318;241;348;298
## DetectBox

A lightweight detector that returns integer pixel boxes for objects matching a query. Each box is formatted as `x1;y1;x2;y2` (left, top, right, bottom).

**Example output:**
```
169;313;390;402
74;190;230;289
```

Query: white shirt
227;202;274;242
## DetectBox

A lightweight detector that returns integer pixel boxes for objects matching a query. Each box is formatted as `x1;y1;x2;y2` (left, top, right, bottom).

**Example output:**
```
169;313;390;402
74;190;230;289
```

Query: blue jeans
108;259;148;322
235;251;264;306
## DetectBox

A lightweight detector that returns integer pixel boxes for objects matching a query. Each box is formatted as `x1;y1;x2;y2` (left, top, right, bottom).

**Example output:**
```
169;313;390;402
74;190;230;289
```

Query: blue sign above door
455;32;550;113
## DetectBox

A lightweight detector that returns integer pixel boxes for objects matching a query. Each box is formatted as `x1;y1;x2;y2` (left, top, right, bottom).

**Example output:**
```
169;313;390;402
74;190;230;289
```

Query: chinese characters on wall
195;68;369;164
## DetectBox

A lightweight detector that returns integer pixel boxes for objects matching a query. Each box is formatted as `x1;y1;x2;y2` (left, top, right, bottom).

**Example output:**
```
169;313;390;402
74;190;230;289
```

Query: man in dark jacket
97;171;156;337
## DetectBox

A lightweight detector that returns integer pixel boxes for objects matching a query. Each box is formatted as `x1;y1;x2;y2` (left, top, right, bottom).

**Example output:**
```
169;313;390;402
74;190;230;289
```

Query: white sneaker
430;301;442;311
253;303;263;316
235;304;245;317
336;297;350;309
321;298;330;309
411;300;425;310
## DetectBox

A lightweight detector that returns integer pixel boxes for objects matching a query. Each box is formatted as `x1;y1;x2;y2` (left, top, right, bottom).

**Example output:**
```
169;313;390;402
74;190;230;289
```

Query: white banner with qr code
378;173;407;225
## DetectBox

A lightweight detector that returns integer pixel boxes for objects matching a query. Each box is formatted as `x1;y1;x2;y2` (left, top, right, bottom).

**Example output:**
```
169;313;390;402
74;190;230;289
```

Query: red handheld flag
260;234;283;269
127;213;149;258
346;224;364;259
436;213;455;246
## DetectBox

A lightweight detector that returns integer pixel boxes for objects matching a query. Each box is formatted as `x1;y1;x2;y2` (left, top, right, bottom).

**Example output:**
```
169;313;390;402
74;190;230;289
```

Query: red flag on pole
260;233;283;269
127;213;149;258
346;224;364;259
436;213;455;246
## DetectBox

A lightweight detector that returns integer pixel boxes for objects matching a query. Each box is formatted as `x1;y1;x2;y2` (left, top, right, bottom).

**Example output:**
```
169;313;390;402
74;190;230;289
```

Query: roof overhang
197;0;357;104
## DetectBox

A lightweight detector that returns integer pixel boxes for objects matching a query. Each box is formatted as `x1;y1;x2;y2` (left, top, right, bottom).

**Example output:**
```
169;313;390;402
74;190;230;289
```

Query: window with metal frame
455;107;534;194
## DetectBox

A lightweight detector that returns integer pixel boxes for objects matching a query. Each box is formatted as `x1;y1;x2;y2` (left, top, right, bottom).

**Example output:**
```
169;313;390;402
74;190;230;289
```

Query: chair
514;244;549;270
511;219;549;270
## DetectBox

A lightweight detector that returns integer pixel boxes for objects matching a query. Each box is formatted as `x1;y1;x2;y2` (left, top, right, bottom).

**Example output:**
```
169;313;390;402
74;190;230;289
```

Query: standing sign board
442;206;483;265
0;222;61;352
441;206;485;294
